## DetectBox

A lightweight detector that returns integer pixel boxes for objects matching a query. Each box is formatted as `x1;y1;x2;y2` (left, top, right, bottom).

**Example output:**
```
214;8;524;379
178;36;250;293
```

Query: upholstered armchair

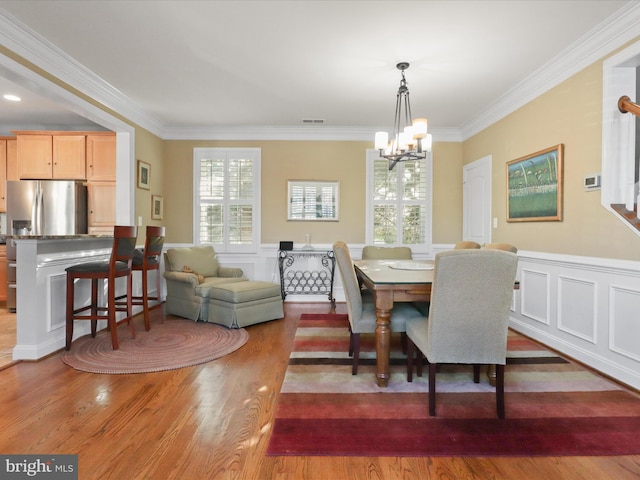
163;246;246;321
405;249;518;418
454;241;481;249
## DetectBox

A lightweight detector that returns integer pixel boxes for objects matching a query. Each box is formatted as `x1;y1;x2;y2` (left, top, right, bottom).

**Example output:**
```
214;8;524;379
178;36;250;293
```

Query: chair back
484;242;518;253
111;225;138;273
454;241;481;249
140;225;165;267
425;249;518;364
333;241;363;324
361;245;412;260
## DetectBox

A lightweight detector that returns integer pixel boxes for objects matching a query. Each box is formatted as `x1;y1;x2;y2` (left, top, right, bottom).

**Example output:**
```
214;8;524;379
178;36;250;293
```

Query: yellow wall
462;47;640;260
162;139;463;245
134;128;165;227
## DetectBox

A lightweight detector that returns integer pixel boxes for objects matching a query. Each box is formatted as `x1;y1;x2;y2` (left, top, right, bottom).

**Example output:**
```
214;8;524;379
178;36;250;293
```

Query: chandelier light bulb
375;131;389;150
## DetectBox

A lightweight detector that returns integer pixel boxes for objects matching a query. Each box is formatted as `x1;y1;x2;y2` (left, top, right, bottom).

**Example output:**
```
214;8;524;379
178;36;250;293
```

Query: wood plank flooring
0;302;638;479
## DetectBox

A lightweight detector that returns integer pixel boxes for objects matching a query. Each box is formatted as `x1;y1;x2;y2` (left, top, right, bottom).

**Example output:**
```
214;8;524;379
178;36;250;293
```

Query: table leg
487;365;496;386
375;307;392;387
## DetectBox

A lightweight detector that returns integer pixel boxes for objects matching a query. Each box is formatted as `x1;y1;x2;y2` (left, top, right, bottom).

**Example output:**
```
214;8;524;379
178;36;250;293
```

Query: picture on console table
137;160;150;190
507;144;563;222
152;194;164;220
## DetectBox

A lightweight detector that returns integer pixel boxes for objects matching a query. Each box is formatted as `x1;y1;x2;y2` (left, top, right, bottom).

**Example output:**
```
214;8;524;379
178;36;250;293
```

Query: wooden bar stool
126;225;166;330
65;225;138;350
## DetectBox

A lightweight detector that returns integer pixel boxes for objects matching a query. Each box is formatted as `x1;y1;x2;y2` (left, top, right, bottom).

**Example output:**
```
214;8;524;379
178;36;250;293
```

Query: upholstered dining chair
126;225;166;331
361;245;413;260
66;225;138;350
333;241;424;375
484;242;518;253
454;241;481;249
405;249;518;418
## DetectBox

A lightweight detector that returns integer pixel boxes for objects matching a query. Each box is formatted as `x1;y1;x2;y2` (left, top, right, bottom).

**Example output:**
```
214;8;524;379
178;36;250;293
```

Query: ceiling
0;0;635;139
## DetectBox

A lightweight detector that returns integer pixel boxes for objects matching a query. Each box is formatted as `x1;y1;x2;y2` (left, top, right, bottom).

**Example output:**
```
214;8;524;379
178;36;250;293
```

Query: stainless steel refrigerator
6;180;88;311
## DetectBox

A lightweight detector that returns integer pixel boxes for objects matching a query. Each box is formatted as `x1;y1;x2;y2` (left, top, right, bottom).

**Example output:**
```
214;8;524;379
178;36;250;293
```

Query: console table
278;249;336;307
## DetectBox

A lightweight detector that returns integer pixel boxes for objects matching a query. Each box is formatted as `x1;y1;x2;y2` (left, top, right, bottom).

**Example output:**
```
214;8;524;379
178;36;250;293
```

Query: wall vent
301;119;324;124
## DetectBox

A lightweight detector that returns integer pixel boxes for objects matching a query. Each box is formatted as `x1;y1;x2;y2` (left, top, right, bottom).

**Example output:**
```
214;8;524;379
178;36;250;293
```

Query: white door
463;155;492;245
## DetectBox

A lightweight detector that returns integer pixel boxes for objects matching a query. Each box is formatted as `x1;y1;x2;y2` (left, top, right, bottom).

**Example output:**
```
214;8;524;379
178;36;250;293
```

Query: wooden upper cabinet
6;138;17;181
17;134;53;179
0;139;7;212
52;135;86;179
16;132;87;179
86;134;116;181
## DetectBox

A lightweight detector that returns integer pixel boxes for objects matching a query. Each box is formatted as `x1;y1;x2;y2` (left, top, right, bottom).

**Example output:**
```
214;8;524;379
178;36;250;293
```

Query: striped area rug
267;313;640;456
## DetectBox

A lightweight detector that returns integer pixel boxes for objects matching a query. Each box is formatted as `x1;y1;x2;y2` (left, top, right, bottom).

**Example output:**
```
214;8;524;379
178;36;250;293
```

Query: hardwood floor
0;305;16;369
0;302;639;479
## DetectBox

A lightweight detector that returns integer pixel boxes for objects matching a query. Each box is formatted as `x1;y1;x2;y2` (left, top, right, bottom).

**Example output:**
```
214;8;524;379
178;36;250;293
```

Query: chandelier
374;62;432;170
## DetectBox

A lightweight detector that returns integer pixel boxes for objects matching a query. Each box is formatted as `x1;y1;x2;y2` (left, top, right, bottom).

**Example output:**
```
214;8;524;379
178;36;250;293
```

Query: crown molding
459;1;640;140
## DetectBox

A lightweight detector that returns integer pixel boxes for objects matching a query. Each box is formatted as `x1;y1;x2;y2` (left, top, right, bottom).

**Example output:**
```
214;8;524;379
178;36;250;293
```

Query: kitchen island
11;235;117;360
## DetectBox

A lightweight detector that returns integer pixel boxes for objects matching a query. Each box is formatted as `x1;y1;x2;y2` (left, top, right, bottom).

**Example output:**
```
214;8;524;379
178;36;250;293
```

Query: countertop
8;234;112;240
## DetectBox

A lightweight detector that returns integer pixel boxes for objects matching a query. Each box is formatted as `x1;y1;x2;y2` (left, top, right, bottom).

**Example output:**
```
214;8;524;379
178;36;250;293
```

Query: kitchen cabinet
15;132;86;179
87;181;116;234
0;139;7;212
0;137;16;211
86;134;116;181
0;245;6;303
6;137;17;181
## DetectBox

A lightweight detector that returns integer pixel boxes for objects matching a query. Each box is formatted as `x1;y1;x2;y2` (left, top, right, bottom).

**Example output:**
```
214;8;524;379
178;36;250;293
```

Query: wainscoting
168;243;640;391
509;250;640;391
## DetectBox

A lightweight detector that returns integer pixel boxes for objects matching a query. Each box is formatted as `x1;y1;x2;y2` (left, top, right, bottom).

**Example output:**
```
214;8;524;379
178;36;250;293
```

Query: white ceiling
0;0;636;139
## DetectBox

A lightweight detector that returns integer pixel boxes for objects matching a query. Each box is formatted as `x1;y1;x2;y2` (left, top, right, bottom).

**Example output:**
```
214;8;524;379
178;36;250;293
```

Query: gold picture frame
506;144;563;222
151;194;164;220
137;160;150;190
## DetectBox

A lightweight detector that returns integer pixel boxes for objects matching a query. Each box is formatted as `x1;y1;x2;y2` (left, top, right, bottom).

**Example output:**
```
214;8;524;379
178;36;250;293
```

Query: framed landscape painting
507;144;563;222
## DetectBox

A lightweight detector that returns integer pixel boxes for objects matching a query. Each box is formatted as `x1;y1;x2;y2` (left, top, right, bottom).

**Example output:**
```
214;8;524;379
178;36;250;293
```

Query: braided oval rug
62;318;248;374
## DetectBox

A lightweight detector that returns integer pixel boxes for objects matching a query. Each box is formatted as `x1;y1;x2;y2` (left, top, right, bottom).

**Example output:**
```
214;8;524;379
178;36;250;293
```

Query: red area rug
267;313;640;456
62;318;248;374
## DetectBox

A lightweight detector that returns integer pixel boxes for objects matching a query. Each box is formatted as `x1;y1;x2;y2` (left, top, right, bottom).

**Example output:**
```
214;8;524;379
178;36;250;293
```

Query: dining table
353;259;434;387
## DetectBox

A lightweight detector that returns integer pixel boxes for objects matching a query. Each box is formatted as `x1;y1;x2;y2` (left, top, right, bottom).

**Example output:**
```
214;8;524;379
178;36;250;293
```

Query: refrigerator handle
34;183;43;235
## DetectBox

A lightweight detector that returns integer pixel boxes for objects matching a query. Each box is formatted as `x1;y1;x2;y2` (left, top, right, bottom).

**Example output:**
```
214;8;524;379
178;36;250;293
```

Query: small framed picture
151;194;164;220
137;160;150;190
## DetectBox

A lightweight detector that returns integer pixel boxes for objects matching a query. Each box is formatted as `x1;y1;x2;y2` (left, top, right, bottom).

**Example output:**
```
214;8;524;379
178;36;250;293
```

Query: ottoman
206;281;284;328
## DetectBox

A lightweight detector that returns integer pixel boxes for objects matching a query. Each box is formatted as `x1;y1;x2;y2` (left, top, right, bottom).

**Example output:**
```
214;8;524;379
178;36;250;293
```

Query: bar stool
127;225;166;330
65;225;138;350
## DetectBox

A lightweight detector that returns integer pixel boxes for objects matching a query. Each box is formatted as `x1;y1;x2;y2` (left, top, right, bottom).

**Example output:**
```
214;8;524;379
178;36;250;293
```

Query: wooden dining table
353;259;434;387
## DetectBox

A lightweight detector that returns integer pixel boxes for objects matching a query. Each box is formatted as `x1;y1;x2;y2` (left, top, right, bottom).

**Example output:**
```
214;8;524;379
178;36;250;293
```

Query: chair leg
155;268;164;324
351;333;360;375
348;326;354;356
406;336;415;382
416;351;423;378
91;279;98;336
473;364;480;383
428;362;437;416
127;274;135;339
401;332;407;355
142;269;151;331
65;274;74;350
107;277;120;350
496;364;505;419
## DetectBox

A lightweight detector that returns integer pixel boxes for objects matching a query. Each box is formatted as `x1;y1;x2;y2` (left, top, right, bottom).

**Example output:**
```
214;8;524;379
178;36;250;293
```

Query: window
193;148;261;252
366;150;432;253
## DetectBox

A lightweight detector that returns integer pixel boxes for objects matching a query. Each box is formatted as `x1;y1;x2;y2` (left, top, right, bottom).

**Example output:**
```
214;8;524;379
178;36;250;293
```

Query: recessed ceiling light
3;94;21;102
